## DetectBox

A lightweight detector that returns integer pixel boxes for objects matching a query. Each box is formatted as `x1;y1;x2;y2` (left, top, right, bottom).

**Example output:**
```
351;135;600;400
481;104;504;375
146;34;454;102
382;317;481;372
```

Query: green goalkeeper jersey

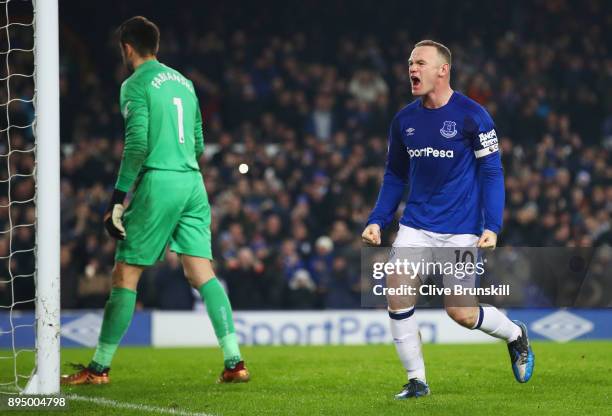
115;59;204;192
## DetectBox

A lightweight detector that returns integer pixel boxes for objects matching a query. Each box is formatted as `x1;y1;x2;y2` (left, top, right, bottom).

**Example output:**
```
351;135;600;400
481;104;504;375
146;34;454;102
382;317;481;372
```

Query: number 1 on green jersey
173;97;185;144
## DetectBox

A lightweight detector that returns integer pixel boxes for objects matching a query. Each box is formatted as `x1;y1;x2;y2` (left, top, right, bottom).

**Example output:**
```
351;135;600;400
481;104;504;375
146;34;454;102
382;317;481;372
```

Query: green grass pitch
2;342;611;415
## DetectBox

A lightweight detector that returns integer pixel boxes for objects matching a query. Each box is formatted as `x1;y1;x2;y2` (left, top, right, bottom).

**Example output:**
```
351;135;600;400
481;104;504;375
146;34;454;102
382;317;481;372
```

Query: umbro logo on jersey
123;101;131;118
440;121;457;138
405;127;415;136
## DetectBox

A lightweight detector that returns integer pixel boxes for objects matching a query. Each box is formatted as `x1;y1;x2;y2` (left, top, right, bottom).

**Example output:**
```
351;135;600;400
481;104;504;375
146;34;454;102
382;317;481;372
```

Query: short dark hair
414;40;451;67
117;16;160;57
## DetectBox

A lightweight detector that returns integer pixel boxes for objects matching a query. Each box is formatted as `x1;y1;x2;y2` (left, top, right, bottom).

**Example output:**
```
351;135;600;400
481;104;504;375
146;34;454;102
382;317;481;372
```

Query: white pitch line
66;394;216;416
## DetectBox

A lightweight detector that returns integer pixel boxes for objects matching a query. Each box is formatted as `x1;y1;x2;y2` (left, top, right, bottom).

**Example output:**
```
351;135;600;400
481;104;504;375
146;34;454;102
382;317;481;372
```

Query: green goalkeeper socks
90;287;137;371
198;278;242;369
89;280;240;371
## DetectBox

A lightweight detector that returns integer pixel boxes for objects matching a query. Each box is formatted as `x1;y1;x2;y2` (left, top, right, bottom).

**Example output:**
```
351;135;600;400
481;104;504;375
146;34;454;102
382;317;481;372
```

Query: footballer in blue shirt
362;40;535;399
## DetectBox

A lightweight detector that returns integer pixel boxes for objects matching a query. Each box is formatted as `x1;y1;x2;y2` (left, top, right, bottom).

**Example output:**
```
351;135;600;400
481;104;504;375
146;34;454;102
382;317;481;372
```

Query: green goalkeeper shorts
115;169;212;266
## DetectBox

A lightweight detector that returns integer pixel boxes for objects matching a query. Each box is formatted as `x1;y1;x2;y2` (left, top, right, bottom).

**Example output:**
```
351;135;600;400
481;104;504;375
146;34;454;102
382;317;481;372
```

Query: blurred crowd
0;0;610;310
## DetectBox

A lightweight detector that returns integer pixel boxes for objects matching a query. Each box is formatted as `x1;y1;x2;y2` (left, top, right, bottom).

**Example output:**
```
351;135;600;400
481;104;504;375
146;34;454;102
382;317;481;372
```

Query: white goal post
23;0;60;395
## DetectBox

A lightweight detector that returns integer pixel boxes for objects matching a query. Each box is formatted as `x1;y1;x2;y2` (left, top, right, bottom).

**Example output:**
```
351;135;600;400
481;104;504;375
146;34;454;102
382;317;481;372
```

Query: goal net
0;0;60;395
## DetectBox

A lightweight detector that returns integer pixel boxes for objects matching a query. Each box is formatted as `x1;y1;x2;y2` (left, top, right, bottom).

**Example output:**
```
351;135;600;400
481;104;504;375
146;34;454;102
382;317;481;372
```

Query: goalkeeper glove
104;189;127;240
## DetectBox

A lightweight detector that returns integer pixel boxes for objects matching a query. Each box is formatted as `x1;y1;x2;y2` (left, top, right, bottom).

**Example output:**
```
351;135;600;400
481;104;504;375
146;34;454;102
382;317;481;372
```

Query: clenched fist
477;229;497;249
362;223;381;246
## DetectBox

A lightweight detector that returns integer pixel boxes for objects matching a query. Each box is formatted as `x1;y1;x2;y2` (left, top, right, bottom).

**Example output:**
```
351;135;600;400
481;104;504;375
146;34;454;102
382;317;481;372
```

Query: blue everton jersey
367;91;505;235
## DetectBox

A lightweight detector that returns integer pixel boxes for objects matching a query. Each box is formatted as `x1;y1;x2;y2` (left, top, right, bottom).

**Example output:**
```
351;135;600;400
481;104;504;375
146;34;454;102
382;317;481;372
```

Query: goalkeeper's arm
194;93;204;160
105;80;149;240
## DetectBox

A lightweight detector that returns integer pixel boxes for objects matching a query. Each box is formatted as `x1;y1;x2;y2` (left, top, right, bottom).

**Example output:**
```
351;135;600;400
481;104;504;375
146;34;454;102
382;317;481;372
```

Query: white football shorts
390;224;480;288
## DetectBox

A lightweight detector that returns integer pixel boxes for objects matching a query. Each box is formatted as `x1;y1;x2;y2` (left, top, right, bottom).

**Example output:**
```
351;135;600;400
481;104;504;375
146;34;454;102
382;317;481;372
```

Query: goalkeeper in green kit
61;16;249;385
